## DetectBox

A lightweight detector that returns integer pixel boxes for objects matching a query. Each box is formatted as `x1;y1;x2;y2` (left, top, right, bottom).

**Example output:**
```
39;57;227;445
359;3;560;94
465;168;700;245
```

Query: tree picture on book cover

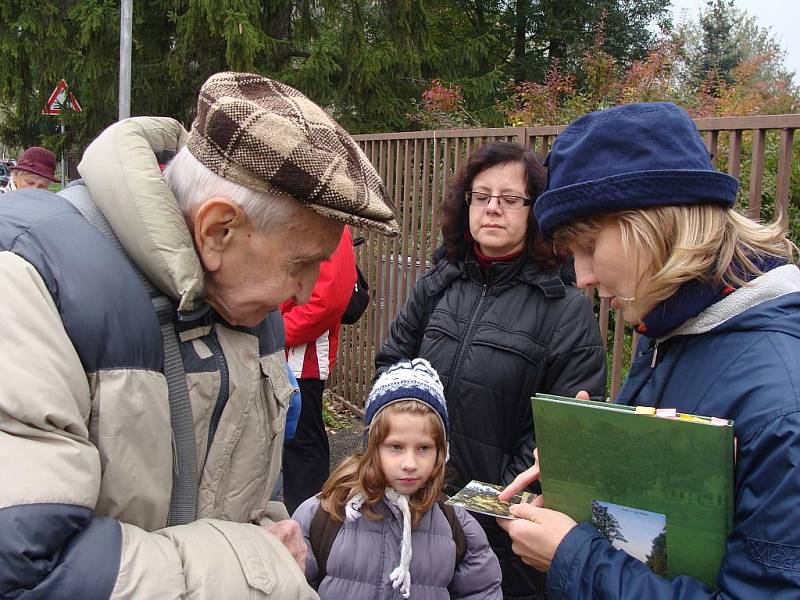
591;500;627;545
590;499;669;577
646;526;669;576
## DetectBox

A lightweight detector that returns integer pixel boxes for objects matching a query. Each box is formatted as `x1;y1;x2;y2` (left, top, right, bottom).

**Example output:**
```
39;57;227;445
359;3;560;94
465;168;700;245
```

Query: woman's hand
498;390;591;503
498;448;543;503
497;504;577;571
496;389;588;570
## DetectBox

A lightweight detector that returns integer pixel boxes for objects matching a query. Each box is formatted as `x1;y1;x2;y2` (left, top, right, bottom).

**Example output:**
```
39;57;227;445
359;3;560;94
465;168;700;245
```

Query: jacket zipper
203;330;230;467
446;284;488;400
650;340;659;368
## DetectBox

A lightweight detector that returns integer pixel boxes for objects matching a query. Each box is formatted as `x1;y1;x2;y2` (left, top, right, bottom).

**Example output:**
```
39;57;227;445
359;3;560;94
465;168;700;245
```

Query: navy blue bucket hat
534;102;739;235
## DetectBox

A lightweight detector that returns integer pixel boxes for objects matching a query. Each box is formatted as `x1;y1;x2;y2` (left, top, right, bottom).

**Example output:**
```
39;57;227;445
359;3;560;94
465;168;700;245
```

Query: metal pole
118;0;133;120
60;120;66;188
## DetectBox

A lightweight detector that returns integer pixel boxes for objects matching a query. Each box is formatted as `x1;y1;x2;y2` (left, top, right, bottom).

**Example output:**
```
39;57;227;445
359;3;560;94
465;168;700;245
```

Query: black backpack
308;497;467;587
340;236;370;325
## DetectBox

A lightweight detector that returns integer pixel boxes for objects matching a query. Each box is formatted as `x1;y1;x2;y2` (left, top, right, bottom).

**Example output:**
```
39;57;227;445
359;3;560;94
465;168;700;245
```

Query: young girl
292;358;502;599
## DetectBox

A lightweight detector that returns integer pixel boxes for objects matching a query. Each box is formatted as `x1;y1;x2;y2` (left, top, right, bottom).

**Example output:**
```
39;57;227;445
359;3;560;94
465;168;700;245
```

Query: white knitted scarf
345;488;413;598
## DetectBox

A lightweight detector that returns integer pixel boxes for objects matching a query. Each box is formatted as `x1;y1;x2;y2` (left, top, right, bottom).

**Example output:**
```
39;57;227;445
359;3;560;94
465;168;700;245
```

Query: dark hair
440;142;558;267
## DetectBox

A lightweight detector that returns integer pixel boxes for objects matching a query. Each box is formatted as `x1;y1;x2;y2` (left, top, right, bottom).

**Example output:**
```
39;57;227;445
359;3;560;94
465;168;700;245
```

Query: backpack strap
308;504;343;587
438;499;467;571
59;181;199;526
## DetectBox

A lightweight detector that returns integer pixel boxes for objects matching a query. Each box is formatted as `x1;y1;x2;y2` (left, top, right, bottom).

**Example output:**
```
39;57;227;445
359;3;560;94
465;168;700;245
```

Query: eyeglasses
465;191;532;211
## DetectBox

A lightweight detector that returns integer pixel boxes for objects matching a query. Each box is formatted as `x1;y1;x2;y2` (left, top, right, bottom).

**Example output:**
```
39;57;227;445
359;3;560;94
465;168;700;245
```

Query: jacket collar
76;117;201;312
660;264;800;341
458;250;567;298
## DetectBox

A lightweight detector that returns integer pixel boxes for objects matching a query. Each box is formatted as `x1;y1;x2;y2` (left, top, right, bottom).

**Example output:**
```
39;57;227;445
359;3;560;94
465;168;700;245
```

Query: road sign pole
119;0;132;120
42;80;82;188
60;120;66;189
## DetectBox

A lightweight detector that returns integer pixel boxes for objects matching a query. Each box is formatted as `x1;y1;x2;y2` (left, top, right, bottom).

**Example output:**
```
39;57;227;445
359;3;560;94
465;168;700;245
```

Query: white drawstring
385;487;412;598
345;492;366;521
345;488;413;598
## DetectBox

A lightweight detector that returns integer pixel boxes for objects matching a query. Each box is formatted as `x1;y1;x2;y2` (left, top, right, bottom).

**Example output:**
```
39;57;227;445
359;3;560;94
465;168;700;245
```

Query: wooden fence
328;114;800;415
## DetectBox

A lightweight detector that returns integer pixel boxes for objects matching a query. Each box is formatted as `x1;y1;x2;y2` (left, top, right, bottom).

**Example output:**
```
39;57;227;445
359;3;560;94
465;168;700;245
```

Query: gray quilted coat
293;495;502;599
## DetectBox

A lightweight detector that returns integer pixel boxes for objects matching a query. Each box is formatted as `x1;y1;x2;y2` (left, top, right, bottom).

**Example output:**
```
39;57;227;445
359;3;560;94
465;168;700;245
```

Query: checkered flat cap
187;72;398;235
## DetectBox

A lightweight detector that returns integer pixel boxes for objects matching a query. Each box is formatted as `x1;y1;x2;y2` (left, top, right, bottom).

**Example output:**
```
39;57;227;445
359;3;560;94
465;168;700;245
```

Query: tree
410;0;671;127
696;0;744;89
535;0;671;75
1;0;187;159
645;526;668;576
0;0;688;147
673;1;797;115
284;0;439;133
591;501;628;545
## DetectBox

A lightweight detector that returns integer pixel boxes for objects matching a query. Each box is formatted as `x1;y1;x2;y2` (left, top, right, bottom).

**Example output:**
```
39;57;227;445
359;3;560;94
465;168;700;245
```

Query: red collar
473;242;525;268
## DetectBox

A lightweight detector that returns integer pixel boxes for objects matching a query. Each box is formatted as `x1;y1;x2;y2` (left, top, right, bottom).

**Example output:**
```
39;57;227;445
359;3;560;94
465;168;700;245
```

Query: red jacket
281;227;356;380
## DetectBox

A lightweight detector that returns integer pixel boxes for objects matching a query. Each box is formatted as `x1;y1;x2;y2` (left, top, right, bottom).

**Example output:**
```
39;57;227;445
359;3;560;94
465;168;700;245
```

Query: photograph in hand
447;480;535;519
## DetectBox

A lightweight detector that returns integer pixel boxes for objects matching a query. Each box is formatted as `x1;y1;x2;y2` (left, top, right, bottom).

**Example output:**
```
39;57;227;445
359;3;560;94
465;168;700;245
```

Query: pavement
272;412;362;505
327;416;364;470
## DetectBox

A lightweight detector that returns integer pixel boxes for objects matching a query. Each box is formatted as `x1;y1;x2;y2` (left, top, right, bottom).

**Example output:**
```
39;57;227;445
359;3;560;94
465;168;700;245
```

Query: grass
322;390;353;430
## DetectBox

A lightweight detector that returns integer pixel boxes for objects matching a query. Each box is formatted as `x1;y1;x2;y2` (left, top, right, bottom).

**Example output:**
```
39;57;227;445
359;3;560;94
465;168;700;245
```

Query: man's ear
192;197;247;272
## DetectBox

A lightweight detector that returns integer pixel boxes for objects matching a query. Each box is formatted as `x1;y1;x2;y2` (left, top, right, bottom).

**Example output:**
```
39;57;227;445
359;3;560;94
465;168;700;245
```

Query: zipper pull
650;341;659;368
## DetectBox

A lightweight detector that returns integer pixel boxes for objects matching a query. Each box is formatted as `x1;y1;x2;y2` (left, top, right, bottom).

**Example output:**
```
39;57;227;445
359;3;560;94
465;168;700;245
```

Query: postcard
446;480;534;519
591;499;668;576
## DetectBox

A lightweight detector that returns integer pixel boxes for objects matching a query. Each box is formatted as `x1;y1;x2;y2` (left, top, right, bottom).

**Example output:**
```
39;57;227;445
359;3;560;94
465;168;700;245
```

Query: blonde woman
499;102;800;599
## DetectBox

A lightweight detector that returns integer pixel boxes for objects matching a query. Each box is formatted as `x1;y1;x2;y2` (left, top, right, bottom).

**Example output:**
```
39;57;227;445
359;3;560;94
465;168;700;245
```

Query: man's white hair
163;147;301;232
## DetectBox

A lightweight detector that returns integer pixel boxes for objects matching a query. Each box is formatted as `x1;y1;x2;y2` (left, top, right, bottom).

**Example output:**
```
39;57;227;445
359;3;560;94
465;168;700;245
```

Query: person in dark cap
498;102;800;599
2;146;58;191
0;72;397;599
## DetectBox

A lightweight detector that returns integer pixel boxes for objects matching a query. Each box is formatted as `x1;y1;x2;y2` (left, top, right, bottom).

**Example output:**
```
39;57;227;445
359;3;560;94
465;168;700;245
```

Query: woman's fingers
497;504;579;571
498;463;540;501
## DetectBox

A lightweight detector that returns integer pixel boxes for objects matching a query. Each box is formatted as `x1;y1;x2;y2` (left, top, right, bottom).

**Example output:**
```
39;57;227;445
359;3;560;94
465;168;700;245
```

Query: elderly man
0;73;397;599
1;146;58;191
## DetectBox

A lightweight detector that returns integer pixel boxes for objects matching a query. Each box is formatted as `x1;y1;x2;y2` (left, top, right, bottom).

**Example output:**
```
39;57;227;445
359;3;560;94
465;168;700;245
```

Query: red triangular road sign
43;79;82;115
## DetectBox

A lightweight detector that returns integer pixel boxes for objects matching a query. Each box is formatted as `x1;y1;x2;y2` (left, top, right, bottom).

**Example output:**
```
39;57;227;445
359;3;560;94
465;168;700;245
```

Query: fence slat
433;137;450;252
705;130;719;167
727;130;742;179
409;139;421;285
776;128;795;218
610;310;626;399
598;297;610;351
400;140;412;308
388;141;402;332
748;129;766;218
453;138;462;183
422;139;441;258
376;140;390;344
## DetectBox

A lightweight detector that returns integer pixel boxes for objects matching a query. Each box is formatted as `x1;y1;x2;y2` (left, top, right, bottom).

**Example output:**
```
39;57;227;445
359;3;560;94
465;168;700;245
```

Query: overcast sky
670;0;800;79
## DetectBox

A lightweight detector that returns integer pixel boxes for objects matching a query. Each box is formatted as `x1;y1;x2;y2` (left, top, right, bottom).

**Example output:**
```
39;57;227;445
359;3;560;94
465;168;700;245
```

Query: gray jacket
293;495;502;600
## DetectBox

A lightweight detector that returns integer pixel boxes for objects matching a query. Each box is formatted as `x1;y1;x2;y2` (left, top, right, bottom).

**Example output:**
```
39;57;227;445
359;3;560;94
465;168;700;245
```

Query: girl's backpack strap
308;505;342;586
437;499;467;570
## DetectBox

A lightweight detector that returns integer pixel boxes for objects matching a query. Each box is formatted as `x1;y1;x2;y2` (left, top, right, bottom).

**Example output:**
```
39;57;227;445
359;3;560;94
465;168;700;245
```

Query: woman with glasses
375;142;606;599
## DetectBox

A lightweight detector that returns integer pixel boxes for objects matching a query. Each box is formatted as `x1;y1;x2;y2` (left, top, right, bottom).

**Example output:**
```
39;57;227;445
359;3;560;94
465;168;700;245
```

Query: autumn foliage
499;22;798;128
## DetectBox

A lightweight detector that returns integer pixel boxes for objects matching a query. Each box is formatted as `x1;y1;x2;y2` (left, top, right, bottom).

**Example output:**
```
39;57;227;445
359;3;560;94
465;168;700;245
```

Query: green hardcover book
532;394;735;587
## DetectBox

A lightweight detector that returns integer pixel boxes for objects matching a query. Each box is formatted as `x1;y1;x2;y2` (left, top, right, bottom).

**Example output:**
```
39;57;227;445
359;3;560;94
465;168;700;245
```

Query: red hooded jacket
280;227;356;379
